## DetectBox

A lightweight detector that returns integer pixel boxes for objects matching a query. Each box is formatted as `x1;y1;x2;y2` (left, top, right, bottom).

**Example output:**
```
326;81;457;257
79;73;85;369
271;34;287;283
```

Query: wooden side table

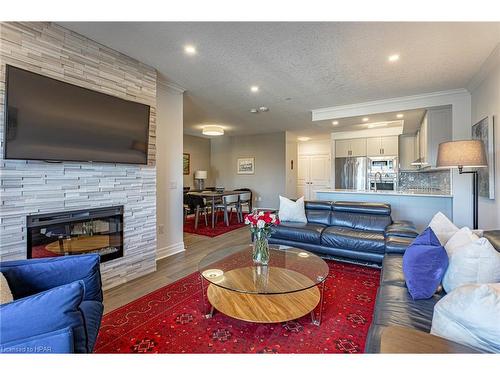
380;326;481;353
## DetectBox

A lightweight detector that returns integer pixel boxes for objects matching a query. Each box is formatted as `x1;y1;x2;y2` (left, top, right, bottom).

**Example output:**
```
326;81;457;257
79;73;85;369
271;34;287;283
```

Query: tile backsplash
399;170;451;194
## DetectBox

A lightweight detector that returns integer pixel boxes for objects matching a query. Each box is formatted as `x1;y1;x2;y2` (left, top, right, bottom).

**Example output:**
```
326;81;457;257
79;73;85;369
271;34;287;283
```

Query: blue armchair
0;254;104;353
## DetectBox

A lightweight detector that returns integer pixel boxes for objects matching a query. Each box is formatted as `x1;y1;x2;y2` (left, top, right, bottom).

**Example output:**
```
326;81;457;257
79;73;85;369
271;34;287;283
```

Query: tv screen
4;65;150;164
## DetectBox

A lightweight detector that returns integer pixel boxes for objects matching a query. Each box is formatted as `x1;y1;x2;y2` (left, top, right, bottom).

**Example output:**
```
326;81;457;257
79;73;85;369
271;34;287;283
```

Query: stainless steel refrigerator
335;157;368;190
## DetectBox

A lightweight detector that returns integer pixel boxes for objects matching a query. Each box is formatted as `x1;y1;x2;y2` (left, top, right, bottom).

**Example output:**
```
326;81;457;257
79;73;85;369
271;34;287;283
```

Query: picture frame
237;157;255;174
472;116;495;199
183;153;190;175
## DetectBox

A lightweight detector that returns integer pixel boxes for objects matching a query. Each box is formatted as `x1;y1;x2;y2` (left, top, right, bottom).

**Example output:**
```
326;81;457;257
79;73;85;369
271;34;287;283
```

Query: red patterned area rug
95;260;380;354
183;212;246;237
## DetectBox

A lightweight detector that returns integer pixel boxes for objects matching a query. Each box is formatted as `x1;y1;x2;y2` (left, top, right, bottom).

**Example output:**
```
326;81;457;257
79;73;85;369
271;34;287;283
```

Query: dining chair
237;192;252;222
215;194;240;226
188;195;211;229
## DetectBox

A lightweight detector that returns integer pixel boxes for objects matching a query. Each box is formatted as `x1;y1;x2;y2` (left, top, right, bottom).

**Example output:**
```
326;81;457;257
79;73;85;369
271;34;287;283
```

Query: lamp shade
436;140;487;169
194;170;208;179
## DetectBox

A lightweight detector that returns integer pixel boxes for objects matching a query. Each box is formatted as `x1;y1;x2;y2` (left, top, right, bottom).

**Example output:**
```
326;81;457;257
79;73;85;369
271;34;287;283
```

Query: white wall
156;80;185;259
470;44;500;230
211;132;286;208
183;135;212;189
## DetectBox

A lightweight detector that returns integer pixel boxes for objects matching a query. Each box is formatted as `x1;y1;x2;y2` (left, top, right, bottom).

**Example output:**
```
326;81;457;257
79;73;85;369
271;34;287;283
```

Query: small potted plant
244;211;280;265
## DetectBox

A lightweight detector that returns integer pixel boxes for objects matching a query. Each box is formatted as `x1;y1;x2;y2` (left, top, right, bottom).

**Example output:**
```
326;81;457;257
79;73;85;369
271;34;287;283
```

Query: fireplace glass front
27;206;123;263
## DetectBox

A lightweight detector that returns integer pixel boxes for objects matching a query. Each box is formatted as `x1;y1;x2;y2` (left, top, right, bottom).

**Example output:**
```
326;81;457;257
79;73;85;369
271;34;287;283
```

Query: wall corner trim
157;76;186;94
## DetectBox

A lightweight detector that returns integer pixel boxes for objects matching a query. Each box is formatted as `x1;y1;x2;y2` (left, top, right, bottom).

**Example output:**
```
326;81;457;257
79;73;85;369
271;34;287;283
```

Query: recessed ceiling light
297;137;311;142
388;54;400;62
251;86;259;93
184;45;197;55
332;120;339;125
362;117;369;122
202;125;224;136
396;113;404;118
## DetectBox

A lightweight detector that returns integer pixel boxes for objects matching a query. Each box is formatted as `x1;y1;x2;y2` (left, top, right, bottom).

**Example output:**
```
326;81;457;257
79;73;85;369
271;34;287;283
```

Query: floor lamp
436;140;487;229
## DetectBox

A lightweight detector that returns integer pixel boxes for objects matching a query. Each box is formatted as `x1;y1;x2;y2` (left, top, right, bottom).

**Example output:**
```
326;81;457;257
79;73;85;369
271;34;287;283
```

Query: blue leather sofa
269;201;418;265
0;254;104;353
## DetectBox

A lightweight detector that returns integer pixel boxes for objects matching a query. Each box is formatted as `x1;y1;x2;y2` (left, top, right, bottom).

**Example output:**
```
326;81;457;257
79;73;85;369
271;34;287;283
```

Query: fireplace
27;206;124;263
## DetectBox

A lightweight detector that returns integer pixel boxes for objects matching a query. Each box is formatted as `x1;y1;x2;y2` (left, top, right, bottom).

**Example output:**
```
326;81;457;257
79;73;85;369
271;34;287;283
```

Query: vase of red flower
244;211;280;265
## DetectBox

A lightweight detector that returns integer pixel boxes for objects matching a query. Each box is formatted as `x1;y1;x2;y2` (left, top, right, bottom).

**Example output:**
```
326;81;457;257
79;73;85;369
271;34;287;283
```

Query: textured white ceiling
59;22;500;137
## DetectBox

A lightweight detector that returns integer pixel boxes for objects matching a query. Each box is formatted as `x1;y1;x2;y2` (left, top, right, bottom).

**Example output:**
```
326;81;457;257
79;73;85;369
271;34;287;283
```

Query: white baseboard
156;241;185;260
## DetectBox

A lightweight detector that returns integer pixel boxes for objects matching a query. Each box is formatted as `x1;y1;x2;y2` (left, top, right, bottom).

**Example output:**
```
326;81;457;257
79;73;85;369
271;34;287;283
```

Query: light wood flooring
102;226;250;313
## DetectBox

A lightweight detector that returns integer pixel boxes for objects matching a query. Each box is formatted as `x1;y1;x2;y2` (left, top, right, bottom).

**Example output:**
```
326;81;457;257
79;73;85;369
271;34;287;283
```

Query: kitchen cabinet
297;154;331;200
417;108;452;167
366;136;399;156
399;134;418;170
335;138;366;157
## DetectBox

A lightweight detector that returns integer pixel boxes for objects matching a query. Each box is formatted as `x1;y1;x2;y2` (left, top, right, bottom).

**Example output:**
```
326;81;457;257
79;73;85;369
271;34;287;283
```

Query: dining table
187;190;242;229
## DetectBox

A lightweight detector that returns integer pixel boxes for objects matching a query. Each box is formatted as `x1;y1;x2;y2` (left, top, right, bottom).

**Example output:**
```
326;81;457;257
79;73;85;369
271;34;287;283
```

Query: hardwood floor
102;226;250;313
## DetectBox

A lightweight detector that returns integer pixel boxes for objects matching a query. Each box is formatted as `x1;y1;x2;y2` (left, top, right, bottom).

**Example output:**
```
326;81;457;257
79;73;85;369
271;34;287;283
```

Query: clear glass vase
252;230;270;265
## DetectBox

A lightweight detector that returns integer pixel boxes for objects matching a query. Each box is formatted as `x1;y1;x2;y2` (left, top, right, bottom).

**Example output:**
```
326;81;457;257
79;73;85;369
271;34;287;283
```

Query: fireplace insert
27;206;124;263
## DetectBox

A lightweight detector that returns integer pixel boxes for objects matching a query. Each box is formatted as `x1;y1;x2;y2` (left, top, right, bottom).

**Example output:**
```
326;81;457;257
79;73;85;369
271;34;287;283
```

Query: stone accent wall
0;22;158;289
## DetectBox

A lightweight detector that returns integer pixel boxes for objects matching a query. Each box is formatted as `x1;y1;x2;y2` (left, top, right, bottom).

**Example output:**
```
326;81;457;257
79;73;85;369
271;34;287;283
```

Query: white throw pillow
442;237;500;293
0;272;13;304
428;212;458;245
278;196;307;223
431;283;500;353
444;227;479;256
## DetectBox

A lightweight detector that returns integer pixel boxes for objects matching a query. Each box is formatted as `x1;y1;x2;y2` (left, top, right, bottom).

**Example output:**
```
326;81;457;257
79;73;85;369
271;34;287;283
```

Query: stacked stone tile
0;22;158;289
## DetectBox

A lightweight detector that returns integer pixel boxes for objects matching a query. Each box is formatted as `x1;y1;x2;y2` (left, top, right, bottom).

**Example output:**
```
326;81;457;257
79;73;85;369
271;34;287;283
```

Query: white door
297;154;331;200
366;137;382;156
381;136;399;156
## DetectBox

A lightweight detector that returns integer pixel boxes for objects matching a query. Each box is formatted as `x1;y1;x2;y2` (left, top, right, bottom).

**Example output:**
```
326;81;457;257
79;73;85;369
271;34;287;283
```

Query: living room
1;1;499;374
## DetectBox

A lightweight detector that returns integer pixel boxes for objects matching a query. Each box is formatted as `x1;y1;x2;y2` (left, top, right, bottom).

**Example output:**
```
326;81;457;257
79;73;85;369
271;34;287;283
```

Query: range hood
410;157;429;168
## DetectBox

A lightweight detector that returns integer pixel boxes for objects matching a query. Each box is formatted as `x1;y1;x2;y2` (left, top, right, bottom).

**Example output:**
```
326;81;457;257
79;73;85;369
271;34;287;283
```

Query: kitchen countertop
315;189;453;198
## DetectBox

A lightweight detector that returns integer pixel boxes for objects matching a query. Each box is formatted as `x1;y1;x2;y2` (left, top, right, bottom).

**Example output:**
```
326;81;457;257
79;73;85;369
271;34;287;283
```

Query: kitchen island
315;189;453;232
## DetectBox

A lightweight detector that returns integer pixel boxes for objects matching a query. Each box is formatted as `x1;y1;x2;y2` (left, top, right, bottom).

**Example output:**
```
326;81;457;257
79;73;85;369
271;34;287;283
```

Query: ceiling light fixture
251;86;259;93
396;113;404;118
250;108;258;113
332;120;339;125
362;117;369;122
388;54;400;62
259;106;269;112
184;45;197;55
202;125;224;136
297;137;311;142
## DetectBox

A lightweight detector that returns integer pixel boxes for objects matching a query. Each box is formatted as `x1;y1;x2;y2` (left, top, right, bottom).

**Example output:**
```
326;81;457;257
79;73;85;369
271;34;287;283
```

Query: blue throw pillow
403;227;449;300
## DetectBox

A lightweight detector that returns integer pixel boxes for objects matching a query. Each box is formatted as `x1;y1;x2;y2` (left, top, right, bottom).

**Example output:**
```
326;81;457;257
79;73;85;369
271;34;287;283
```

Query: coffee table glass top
198;245;329;295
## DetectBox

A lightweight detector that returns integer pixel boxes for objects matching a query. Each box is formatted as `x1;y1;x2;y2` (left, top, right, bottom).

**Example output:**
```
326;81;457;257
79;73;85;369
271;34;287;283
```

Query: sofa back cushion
330;202;392;232
304;201;333;225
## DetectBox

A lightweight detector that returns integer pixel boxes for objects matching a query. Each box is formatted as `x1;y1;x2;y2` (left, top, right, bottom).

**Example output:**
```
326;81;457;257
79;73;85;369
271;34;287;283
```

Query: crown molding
157;76;186;94
467;42;500;93
311;89;470;121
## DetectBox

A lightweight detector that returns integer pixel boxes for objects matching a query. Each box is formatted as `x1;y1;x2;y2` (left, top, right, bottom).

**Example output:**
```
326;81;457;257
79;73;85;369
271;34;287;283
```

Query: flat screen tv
4;65;150;164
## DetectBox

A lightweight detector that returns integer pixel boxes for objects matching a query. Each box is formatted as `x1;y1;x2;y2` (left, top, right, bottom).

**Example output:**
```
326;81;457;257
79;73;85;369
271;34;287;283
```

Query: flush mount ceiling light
250;107;269;113
202;125;224;136
250;86;259;93
259;106;269;112
362;117;369;122
396;113;404;118
332;120;339;125
388;54;400;62
184;45;197;55
250;108;258;113
297;137;311;142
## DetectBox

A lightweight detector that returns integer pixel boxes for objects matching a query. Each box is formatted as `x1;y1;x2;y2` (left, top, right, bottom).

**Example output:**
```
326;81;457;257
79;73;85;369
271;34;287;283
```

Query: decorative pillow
278;196;307;223
428;212;458;245
402;227;449;300
0;272;13;304
431;283;500;353
444;227;479;256
442;237;500;293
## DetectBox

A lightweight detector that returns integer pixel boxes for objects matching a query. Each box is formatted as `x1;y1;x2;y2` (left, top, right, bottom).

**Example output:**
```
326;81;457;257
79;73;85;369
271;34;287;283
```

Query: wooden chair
187;195;211;229
215;194;240;226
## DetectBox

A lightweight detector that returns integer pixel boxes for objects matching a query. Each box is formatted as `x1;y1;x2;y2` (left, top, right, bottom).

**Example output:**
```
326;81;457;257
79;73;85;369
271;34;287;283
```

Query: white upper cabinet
417;108;452;167
366;136;399;156
335;138;366;157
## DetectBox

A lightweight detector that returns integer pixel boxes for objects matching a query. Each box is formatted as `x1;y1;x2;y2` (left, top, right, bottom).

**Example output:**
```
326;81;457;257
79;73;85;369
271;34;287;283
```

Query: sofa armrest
385;236;415;254
483;230;500;252
385;221;419;238
0;327;74;354
0;254;102;302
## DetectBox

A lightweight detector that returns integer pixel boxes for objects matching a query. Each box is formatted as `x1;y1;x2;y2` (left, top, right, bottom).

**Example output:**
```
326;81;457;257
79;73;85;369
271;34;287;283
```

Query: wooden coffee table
198;245;329;325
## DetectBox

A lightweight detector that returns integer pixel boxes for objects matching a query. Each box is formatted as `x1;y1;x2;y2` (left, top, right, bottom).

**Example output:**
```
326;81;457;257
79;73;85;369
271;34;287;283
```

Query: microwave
368;157;397;172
